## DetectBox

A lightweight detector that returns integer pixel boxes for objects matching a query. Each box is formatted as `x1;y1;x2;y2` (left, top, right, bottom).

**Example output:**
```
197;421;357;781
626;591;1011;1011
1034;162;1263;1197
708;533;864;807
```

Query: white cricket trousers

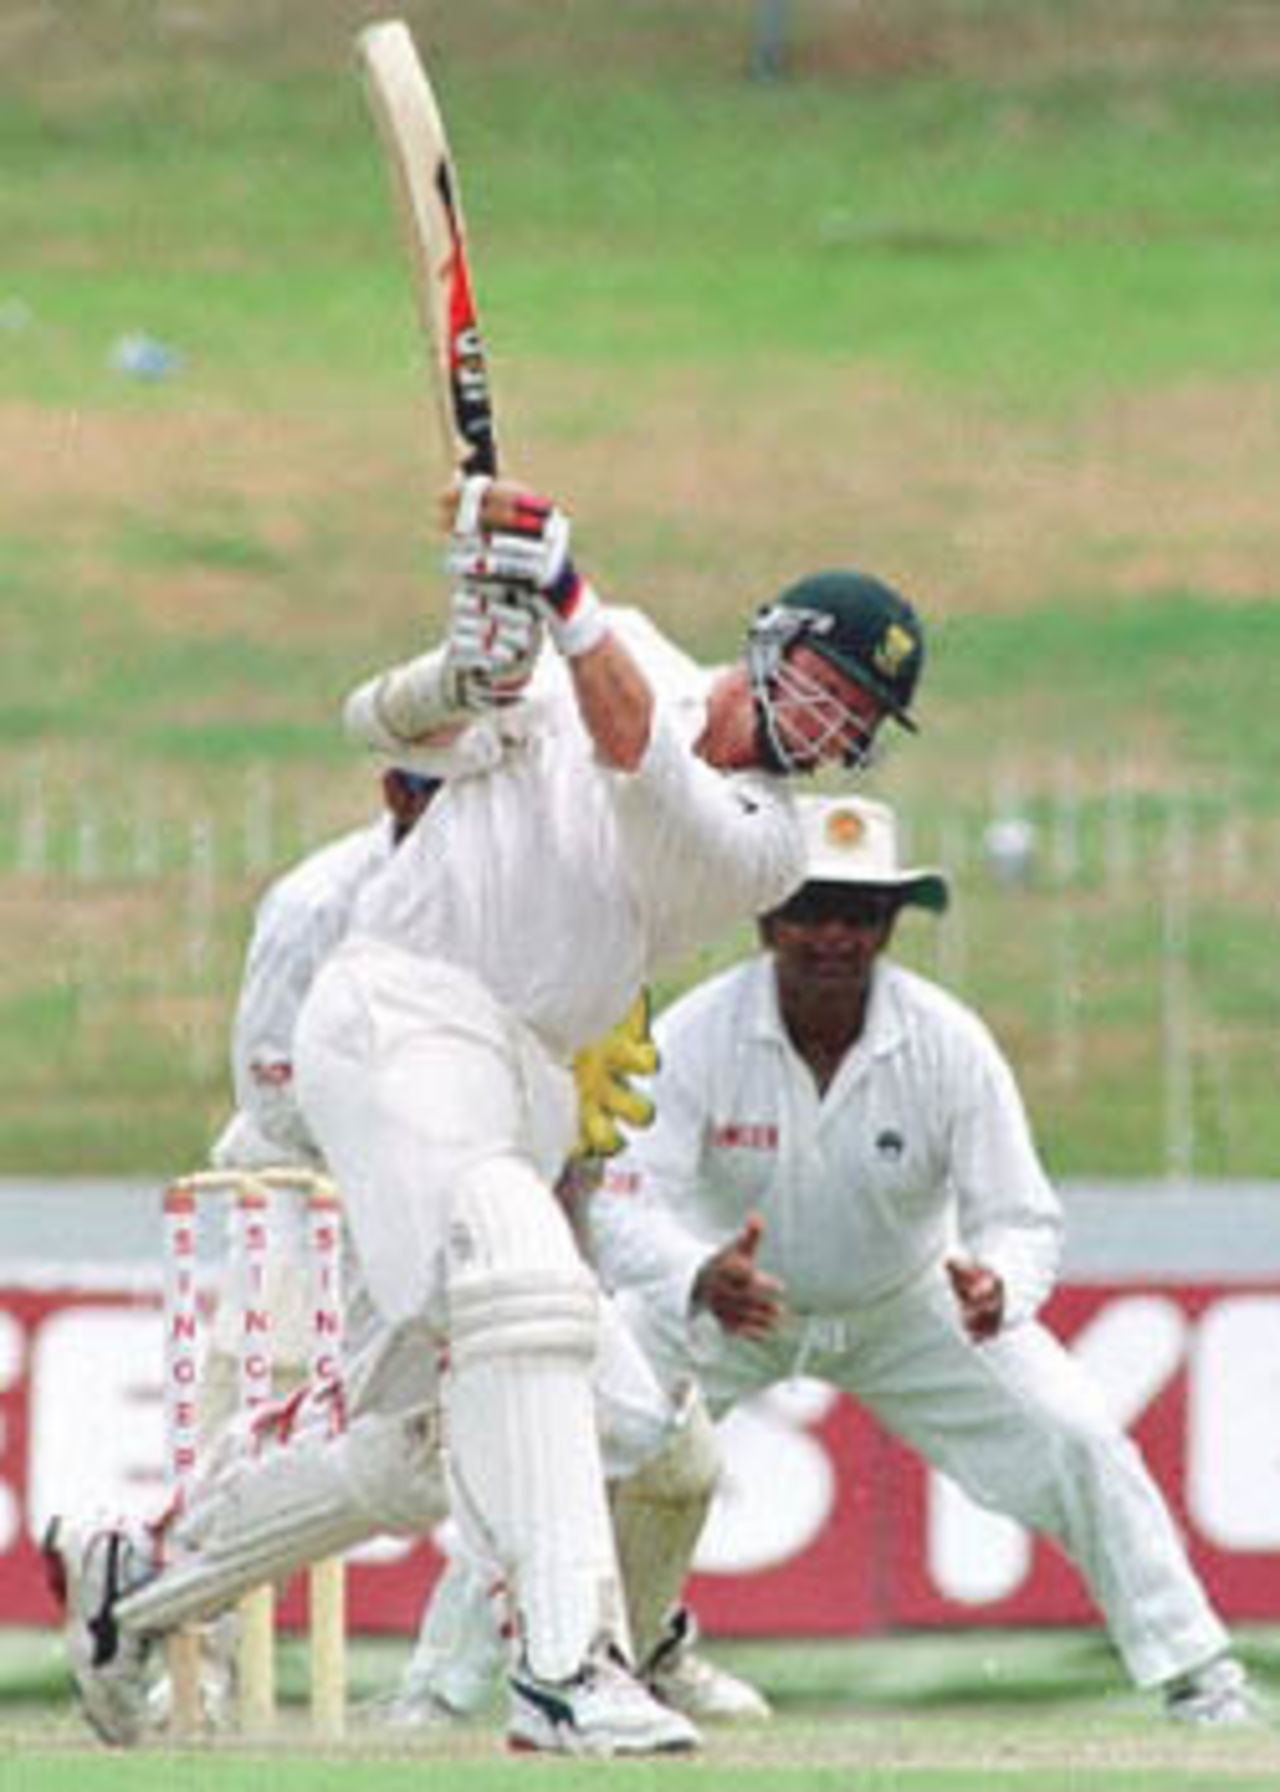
295;936;630;1679
295;936;578;1326
619;1259;1228;1689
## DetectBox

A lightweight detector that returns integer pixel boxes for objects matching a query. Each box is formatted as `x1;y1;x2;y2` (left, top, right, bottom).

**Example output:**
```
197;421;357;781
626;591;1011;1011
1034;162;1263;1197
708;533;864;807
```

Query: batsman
49;473;927;1755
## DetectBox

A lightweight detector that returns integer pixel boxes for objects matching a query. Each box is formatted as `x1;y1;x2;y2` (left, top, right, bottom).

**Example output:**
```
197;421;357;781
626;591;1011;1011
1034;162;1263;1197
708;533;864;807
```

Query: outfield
4;1627;1280;1790
4;0;1280;1175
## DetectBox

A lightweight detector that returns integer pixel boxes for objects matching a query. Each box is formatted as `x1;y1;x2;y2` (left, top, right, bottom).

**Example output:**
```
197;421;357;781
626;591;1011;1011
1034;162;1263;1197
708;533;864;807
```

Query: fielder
202;767;440;1420
48;476;926;1755
214;768;439;1177
587;793;1259;1728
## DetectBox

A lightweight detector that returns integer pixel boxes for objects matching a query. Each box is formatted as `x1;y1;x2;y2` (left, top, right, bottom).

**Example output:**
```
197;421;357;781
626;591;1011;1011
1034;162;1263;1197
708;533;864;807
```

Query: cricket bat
356;19;499;481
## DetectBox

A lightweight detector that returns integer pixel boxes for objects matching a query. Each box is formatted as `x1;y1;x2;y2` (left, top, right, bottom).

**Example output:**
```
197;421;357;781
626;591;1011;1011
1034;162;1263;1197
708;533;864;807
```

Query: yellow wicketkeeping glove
571;990;658;1161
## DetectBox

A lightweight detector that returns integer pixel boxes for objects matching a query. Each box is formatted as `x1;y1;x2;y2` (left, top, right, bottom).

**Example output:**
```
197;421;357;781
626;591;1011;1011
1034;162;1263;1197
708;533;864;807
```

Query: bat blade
357;18;498;478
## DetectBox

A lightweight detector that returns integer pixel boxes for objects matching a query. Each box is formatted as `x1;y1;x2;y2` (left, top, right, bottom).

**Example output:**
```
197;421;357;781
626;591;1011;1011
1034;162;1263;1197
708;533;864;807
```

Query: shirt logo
875;1128;905;1160
712;1123;779;1151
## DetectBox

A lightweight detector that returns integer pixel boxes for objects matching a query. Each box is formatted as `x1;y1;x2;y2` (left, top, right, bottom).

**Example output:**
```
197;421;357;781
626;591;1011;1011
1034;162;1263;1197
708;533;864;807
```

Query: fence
4;752;1278;1180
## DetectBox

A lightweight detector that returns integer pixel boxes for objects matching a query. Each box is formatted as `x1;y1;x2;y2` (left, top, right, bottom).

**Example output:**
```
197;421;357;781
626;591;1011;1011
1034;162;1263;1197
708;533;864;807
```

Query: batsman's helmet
746;570;925;772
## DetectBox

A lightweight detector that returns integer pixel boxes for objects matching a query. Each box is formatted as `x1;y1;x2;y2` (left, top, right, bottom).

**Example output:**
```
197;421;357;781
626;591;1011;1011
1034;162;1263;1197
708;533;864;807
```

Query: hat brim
805;871;949;914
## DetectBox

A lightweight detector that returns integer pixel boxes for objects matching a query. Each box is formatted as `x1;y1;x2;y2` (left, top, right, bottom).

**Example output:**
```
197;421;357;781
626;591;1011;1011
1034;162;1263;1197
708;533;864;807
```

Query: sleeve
210;1109;314;1173
610;708;807;935
342;646;555;781
343;645;464;754
948;1023;1063;1327
585;1012;719;1331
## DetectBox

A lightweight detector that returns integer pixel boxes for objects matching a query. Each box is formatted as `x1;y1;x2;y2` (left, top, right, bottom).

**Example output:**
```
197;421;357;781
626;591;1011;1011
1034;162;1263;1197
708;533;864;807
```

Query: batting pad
611;1389;720;1663
117;1404;447;1636
445;1157;627;1682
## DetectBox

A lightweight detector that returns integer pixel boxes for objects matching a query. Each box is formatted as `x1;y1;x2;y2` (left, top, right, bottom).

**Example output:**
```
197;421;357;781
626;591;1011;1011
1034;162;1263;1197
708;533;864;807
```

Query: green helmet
767;571;923;724
746;570;925;772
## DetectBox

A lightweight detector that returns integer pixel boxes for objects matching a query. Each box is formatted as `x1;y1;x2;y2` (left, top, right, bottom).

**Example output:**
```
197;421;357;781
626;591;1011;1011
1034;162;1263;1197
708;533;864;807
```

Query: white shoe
360;1684;467;1730
644;1607;772;1722
1163;1656;1264;1727
42;1515;158;1747
508;1643;699;1756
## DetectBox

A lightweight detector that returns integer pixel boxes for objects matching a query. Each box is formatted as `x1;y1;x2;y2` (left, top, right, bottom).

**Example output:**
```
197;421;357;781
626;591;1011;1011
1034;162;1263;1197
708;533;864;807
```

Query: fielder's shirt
214;817;396;1167
589;953;1063;1331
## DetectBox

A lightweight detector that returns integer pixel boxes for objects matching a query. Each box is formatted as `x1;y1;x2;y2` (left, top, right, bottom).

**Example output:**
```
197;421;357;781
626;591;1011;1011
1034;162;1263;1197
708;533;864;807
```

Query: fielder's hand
444;585;543;710
570;991;658;1161
946;1257;1005;1342
445;475;606;660
692;1213;785;1339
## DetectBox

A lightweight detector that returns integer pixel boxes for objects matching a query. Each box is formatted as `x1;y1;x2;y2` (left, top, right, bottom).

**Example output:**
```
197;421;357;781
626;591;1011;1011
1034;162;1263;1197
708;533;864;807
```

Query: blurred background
5;0;1280;1179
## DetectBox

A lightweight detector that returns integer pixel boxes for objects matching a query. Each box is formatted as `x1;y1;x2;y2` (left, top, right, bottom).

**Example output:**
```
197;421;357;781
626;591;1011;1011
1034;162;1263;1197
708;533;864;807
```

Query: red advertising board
3;1279;1279;1634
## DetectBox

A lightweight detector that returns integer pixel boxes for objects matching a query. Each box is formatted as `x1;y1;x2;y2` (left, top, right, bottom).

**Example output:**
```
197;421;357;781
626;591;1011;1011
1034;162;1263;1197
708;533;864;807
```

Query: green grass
7;1759;1279;1792
6;13;1280;431
7;1762;1261;1792
4;1627;1280;1790
3;0;1280;1171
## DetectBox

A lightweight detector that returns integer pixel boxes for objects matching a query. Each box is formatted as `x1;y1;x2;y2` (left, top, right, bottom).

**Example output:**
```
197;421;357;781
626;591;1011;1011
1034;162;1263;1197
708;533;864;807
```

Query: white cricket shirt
216;817;396;1165
589;953;1063;1330
347;610;806;1059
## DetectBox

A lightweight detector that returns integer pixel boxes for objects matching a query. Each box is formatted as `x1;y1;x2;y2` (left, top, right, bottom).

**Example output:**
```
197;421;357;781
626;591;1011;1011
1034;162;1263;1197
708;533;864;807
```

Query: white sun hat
795;794;949;912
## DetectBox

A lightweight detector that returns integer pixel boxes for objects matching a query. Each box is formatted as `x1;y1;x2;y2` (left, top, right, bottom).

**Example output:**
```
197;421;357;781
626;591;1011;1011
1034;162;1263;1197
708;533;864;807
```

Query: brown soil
11;2;1280;95
7;361;1279;648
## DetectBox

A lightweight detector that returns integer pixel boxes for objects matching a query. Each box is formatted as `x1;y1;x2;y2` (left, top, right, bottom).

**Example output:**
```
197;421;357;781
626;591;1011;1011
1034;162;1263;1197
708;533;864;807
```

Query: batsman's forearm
569;633;654;771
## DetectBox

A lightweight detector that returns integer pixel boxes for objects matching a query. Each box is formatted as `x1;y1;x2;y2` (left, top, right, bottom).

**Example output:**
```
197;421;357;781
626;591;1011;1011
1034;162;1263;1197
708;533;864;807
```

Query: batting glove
570;991;658;1161
444;585;543;710
446;476;607;659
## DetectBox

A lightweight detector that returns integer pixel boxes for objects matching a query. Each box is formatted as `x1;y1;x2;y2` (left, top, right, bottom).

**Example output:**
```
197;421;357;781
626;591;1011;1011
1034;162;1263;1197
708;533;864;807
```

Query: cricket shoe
359;1684;469;1731
1163;1656;1265;1728
644;1606;772;1722
508;1642;699;1756
42;1514;159;1747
